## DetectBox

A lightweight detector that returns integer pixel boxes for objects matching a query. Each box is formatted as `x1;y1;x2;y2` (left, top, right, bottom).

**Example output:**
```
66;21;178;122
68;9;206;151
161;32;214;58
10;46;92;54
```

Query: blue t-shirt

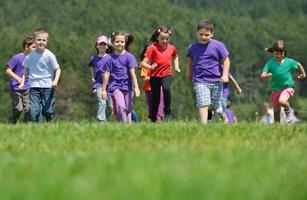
23;49;59;88
187;39;229;83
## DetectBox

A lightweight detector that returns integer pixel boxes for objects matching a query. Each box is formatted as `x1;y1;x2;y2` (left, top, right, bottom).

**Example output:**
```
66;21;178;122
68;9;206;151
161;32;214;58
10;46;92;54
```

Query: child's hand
51;80;58;87
236;88;243;96
297;74;306;80
220;75;229;83
134;87;140;97
17;77;23;84
18;83;24;90
150;63;158;70
174;66;180;73
91;78;96;83
101;89;107;100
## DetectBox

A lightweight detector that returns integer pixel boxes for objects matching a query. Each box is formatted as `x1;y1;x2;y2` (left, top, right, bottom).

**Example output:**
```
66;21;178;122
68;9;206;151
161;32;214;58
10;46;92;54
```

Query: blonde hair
33;28;49;39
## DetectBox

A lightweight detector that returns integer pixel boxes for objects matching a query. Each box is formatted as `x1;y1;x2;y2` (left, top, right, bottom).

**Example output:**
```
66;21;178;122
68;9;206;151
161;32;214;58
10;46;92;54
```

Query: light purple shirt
6;53;29;91
103;51;137;93
187;39;229;83
88;54;110;89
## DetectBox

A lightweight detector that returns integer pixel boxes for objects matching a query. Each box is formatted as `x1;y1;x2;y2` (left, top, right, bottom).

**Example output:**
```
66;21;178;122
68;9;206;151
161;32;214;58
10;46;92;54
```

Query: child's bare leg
273;107;281;123
199;106;209;124
279;94;291;111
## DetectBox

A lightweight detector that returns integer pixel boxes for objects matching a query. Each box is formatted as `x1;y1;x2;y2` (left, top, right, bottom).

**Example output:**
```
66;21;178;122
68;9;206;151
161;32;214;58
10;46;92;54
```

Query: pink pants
111;89;132;123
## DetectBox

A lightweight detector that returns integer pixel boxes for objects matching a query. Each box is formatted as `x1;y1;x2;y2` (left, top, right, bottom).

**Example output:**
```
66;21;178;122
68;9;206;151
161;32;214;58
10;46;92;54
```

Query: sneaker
284;108;293;123
222;112;228;124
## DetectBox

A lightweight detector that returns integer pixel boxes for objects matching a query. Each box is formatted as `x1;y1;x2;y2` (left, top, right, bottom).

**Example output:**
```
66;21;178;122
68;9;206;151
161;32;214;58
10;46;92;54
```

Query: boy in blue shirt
21;28;61;122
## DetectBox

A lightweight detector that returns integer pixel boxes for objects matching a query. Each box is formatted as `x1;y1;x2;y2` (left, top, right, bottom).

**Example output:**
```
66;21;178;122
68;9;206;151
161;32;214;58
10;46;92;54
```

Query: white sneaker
285;108;293;123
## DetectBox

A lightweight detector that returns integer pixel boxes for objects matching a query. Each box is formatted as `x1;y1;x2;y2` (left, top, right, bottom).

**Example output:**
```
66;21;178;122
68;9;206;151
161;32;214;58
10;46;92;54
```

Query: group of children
6;28;61;123
6;19;306;124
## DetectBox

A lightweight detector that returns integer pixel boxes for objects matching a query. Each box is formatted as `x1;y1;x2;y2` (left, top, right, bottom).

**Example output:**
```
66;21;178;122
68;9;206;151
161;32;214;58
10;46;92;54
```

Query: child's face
273;51;285;62
157;32;170;48
113;35;125;52
24;43;35;54
35;33;48;52
96;42;108;53
197;28;213;44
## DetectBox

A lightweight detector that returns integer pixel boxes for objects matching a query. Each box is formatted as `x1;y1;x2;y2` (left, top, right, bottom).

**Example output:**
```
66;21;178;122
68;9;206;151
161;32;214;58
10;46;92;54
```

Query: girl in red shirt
141;26;180;122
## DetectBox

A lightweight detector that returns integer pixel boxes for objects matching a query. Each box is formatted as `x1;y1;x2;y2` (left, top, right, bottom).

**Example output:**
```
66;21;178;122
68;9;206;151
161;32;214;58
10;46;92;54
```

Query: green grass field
0;122;306;200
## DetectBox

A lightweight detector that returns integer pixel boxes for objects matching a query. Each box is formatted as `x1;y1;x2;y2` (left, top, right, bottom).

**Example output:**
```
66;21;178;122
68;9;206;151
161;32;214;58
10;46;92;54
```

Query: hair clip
157;28;162;33
168;30;172;36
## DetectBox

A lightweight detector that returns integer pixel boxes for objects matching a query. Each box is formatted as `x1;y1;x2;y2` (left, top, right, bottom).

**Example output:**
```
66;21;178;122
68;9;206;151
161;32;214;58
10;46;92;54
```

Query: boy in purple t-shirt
187;19;230;124
5;36;35;123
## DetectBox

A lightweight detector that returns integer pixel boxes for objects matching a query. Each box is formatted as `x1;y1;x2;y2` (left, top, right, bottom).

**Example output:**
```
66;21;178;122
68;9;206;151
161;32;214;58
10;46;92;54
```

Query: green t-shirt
262;57;298;91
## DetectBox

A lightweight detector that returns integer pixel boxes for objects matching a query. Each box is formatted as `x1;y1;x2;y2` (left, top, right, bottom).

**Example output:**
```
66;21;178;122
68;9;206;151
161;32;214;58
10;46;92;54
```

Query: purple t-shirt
6;53;29;91
103;51;137;93
225;108;235;123
187;39;229;83
88;54;110;89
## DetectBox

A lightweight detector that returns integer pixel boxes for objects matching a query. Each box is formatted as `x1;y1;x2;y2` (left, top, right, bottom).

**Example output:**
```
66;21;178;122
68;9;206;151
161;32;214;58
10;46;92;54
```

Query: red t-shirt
144;43;177;77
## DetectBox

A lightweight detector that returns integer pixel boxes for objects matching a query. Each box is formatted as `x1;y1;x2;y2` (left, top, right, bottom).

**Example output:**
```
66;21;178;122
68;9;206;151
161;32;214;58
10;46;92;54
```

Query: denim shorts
194;82;223;109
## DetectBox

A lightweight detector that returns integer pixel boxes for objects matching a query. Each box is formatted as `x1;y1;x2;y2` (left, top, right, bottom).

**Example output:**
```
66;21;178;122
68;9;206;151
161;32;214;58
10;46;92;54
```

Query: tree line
1;0;307;122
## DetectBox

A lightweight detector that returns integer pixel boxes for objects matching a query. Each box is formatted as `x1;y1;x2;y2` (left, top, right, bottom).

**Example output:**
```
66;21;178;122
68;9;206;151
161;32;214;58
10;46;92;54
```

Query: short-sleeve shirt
103;51;137;93
262;57;298;91
88;54;109;89
144;43;177;77
140;67;151;91
6;53;29;91
23;49;59;88
187;39;229;83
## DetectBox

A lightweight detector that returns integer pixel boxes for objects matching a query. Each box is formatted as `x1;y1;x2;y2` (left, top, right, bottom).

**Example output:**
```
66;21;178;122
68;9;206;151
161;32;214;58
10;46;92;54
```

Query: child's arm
186;58;192;82
6;67;22;84
297;62;306;79
141;57;157;70
101;72;110;100
130;68;140;97
52;67;61;87
19;68;29;89
221;57;230;83
229;76;242;95
260;72;272;79
173;55;180;72
90;67;95;83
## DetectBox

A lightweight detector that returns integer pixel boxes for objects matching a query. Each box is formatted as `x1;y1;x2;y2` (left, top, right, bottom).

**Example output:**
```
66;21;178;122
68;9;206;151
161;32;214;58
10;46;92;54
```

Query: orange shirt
140;67;151;91
144;43;177;77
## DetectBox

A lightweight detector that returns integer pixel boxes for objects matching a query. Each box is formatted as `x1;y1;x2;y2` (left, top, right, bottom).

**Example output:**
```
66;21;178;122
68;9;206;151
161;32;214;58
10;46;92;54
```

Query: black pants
150;76;172;122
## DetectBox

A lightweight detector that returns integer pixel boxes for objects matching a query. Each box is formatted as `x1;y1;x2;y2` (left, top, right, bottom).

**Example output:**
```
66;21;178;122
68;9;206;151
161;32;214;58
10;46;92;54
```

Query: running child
101;32;140;123
186;19;230;124
6;36;35;123
141;26;180;122
88;35;113;122
260;40;306;123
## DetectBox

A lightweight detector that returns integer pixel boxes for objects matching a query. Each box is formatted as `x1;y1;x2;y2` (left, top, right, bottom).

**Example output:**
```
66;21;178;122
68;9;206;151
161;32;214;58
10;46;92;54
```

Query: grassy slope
0;122;306;200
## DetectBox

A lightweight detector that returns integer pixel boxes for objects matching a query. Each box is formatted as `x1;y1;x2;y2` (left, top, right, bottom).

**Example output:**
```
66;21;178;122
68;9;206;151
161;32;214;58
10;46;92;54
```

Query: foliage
1;0;307;121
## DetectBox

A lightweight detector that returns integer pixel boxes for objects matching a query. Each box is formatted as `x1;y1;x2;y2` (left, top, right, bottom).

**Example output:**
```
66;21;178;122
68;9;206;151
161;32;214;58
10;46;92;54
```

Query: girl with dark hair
261;40;306;123
141;26;180;122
